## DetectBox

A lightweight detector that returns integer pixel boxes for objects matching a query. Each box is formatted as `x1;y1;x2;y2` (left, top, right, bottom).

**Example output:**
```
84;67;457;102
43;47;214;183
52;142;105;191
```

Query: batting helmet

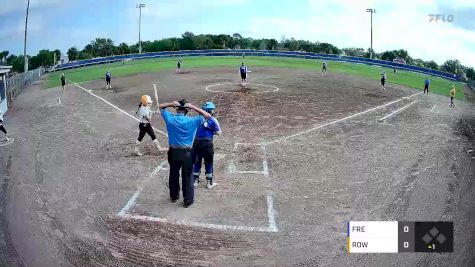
201;102;216;112
140;95;152;106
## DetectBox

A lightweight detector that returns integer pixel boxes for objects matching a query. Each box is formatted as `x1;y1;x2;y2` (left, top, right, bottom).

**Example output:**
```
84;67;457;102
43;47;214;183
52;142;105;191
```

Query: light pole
24;0;30;73
366;8;376;59
136;3;146;54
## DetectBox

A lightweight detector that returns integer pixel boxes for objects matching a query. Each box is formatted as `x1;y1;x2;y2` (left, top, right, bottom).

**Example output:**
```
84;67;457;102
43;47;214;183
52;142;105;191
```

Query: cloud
247;0;475;67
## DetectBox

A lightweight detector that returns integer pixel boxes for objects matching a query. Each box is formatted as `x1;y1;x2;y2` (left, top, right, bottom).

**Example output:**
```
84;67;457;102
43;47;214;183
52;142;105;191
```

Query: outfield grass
46;56;463;99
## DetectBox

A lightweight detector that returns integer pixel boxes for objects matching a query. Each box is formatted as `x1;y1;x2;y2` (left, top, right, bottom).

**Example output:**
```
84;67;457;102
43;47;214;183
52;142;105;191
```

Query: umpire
159;99;211;208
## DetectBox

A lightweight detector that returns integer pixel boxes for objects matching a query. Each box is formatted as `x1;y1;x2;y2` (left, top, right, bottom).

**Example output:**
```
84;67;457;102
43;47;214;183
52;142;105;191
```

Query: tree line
1;32;474;80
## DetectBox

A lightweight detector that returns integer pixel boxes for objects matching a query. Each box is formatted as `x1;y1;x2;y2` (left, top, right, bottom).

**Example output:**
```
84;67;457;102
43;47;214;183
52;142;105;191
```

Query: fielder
0;112;9;142
450;85;456;108
193;102;222;189
176;59;183;73
424;77;430;94
105;70;112;89
135;95;168;156
240;62;248;86
322;60;328;76
380;71;387;90
61;73;66;90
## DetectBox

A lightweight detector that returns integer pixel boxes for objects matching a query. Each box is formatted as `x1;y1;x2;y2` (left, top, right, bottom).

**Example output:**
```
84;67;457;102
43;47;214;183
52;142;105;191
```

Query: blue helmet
202;102;216;112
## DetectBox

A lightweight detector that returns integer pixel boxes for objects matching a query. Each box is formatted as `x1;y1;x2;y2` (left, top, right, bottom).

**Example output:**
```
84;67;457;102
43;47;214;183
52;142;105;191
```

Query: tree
284;38;300;51
67;47;78;61
6;55;26;73
380;50;397;61
193;35;213;50
267;39;278;50
316;42;340;54
252;39;261;50
233;33;243;48
441;59;461;74
0;51;9;62
180;32;195;50
342;48;365;57
464;67;474;80
118;42;129;54
424;60;439;70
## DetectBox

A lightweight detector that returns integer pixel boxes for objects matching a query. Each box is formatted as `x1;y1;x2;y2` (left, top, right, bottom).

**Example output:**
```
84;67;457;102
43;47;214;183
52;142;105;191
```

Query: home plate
215;154;226;161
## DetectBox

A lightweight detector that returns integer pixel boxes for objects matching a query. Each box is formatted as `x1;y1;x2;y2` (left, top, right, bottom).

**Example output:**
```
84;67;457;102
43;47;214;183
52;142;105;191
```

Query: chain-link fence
5;67;45;102
467;79;474;90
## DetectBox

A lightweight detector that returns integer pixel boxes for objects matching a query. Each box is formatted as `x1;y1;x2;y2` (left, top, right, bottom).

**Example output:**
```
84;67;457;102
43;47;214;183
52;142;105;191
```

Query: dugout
0;63;12;115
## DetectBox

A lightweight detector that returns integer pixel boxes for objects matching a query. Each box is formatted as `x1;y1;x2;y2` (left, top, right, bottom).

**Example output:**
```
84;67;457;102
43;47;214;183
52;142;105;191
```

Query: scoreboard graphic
347;221;453;253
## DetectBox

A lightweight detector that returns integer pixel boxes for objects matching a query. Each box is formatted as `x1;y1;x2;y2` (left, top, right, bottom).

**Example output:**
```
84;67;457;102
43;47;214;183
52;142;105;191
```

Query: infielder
0;112;9;142
193;102;222;189
105;70;112;89
240;62;248;86
322;60;328;76
380;72;387;90
176;59;183;73
61;73;66;90
135;95;168;156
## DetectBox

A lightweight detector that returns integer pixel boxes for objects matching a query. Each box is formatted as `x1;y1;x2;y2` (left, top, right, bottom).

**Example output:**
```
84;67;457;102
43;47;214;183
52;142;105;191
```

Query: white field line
117;160;168;216
261;145;269;177
118;214;277;232
377;100;419;122
117;189;142;216
71;81;168;137
0;138;15;147
430;105;437;112
263;92;422;145
266;192;278;232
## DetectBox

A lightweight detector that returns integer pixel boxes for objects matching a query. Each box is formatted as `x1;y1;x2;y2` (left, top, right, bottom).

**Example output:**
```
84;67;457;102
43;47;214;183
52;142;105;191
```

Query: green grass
46;56;464;99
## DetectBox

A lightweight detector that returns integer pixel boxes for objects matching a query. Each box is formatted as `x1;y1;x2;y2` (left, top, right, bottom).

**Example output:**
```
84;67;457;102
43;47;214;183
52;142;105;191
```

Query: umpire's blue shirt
161;109;204;148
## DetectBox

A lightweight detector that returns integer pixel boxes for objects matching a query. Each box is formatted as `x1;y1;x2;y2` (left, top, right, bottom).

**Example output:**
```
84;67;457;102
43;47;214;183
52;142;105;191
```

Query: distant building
393;57;406;64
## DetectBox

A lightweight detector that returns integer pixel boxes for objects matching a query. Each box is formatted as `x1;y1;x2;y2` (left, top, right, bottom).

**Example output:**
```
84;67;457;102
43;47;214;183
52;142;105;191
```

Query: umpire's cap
177;99;188;111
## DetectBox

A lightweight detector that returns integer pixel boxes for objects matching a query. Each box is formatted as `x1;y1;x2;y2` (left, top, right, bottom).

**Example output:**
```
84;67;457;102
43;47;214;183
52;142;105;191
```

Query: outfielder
240;62;248;86
0;112;9;142
193;102;222;189
135;95;168;156
424;77;430;94
450;85;456;108
105;70;112;89
322;60;328;76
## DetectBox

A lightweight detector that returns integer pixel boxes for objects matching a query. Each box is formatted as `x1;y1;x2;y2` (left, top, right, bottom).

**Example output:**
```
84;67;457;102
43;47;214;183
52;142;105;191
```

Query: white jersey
138;106;152;123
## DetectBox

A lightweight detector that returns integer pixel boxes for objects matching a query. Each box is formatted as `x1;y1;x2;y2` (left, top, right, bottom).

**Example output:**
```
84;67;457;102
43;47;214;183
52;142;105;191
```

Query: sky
0;0;474;67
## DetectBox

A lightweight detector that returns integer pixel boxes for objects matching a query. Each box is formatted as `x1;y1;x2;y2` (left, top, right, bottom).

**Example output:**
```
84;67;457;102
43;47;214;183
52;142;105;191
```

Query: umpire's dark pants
168;148;194;205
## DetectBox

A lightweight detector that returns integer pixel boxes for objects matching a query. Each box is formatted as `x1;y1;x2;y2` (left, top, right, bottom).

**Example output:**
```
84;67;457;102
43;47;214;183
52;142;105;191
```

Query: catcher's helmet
201;102;216;112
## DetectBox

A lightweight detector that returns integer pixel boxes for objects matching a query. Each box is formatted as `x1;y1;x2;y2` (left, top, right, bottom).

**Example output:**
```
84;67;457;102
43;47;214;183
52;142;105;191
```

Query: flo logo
428;14;454;22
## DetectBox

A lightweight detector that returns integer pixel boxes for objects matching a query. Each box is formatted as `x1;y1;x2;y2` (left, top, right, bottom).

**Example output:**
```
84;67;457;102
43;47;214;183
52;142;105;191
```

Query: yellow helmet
140;95;152;106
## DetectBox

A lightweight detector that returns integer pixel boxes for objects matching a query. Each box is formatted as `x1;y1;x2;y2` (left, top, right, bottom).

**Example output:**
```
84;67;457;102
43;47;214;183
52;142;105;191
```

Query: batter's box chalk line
228;143;269;177
117;159;278;233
